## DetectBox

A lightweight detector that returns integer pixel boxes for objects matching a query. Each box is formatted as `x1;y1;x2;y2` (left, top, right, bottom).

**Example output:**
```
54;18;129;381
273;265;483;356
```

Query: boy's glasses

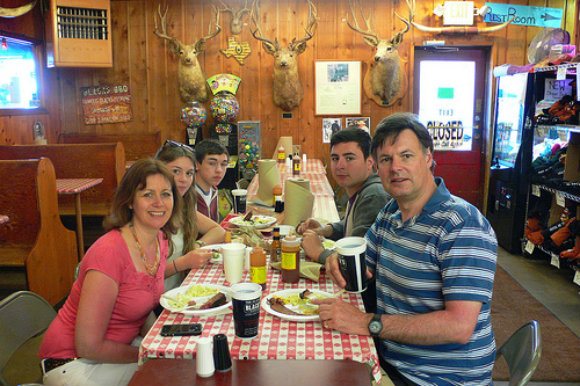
155;140;194;157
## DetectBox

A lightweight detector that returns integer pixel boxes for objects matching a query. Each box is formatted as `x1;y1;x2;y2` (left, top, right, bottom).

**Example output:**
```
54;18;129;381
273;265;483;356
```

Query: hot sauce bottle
273;184;284;213
281;235;301;283
250;247;267;290
270;227;281;263
292;153;301;176
277;146;286;163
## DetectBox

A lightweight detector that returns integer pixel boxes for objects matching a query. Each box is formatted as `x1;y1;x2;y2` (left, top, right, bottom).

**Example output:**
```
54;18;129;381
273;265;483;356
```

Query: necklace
129;223;160;276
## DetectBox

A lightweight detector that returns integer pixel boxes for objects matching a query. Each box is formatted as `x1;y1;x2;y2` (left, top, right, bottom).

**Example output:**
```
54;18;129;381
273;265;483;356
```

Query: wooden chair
0;158;77;305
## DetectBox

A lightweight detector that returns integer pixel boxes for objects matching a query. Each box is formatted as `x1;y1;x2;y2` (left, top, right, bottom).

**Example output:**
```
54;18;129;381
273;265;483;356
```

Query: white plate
261;289;332;322
200;244;229;263
230;215;277;229
160;284;232;316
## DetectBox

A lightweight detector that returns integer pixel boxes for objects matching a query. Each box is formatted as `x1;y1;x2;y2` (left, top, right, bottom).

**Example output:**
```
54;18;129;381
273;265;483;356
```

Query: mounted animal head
346;0;412;106
218;0;250;35
154;4;221;102
250;0;317;111
0;0;37;18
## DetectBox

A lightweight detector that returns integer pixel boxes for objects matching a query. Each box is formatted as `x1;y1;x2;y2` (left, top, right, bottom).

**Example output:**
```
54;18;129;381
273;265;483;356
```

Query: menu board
81;84;132;125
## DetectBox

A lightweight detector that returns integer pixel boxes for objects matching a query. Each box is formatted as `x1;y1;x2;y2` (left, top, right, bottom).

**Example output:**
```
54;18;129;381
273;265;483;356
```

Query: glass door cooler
487;72;535;253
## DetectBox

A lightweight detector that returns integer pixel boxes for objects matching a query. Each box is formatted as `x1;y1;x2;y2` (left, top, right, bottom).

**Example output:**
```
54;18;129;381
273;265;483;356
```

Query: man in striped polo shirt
318;113;498;385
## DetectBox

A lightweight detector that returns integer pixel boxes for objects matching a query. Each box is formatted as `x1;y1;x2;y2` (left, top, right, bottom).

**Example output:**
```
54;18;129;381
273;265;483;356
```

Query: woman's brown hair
103;158;182;238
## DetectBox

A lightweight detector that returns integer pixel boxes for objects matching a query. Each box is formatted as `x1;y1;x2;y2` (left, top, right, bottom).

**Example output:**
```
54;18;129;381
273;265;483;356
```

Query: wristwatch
368;314;383;337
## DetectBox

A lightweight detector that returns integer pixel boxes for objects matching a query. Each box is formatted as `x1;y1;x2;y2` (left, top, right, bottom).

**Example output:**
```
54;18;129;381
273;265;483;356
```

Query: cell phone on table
160;323;203;337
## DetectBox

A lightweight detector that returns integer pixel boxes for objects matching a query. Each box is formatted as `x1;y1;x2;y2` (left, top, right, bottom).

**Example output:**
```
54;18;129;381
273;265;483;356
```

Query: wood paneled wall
0;0;576;168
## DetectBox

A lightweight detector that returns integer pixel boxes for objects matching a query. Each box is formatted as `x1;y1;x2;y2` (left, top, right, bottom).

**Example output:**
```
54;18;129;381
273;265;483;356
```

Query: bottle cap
282;235;301;247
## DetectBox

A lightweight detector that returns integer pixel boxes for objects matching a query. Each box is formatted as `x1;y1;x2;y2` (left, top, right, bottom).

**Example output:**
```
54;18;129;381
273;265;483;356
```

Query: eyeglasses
155;140;195;158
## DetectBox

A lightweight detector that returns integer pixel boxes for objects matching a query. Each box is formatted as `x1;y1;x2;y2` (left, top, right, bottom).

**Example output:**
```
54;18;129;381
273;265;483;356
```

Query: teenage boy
195;139;229;222
297;127;390;312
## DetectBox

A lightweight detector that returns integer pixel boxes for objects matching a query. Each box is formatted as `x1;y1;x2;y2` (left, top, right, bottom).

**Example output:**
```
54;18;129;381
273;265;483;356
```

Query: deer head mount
250;0;318;111
346;0;412;107
0;0;37;18
154;4;221;103
218;0;250;35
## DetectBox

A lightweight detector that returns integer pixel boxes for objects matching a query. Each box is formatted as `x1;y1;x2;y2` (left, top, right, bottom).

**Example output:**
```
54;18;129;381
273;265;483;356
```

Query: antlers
218;0;250;34
290;0;318;50
154;4;221;53
251;0;317;53
346;0;412;47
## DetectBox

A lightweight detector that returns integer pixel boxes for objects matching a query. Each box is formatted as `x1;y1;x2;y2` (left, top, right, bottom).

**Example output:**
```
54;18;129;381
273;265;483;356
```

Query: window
0;34;41;110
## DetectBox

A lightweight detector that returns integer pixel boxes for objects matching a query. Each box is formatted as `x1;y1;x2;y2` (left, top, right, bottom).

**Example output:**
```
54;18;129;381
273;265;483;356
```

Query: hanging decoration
221;36;252;65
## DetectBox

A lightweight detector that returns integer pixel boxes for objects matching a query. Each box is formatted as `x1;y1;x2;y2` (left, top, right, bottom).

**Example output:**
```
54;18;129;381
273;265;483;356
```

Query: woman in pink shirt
39;159;182;385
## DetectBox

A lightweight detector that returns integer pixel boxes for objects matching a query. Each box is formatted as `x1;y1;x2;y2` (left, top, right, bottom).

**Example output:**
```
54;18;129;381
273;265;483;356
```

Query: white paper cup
335;237;368;293
196;337;215;378
232;189;248;214
222;243;246;284
231;282;262;338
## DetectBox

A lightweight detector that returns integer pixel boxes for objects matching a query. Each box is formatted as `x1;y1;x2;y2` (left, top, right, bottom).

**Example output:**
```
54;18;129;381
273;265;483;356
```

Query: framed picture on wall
315;61;361;115
345;117;371;133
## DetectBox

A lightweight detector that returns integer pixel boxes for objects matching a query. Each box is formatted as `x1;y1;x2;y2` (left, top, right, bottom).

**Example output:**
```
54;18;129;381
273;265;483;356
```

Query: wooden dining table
129;358;372;385
140;264;381;383
56;178;103;259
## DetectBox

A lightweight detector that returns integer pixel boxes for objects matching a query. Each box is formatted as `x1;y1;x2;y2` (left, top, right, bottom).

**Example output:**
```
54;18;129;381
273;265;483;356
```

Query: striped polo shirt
366;178;497;385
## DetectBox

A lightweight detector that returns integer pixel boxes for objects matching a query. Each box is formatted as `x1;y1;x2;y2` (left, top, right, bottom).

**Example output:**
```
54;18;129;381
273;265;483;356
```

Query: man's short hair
330;126;372;159
194;139;229;163
371;112;434;158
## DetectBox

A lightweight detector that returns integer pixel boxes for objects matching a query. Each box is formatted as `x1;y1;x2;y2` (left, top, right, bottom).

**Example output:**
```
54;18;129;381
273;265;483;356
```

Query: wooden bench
0;143;125;216
0;158;78;305
58;132;161;161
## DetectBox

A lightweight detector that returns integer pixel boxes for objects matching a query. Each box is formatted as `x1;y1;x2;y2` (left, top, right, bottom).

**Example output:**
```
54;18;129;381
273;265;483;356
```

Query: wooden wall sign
80;84;132;125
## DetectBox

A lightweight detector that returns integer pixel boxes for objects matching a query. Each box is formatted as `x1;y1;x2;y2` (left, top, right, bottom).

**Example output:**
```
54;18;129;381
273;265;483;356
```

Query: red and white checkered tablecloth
56;178;103;194
140;264;381;383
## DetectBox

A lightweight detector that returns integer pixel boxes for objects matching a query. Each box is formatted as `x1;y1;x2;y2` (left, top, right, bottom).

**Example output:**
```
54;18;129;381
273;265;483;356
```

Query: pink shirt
39;229;168;359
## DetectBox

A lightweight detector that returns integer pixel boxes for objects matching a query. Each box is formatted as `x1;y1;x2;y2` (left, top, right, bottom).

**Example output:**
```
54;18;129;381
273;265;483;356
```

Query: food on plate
231;215;276;228
210;248;222;261
267;297;301;316
200;292;227;309
267;289;328;316
164;285;220;310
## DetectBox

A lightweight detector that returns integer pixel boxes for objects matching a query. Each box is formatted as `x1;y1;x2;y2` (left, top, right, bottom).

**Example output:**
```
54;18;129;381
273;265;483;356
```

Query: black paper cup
232;189;247;214
336;237;368;293
231;282;262;338
213;334;232;372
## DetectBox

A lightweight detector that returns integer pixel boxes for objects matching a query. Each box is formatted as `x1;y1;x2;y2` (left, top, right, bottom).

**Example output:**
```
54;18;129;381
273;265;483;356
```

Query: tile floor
495;247;580;386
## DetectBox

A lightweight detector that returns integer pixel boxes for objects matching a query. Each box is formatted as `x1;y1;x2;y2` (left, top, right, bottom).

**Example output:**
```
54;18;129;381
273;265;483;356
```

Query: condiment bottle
277;146;286;163
292;153;301;176
224;230;232;243
250;247;267;290
270;227;281;263
273;184;284;213
281;235;301;283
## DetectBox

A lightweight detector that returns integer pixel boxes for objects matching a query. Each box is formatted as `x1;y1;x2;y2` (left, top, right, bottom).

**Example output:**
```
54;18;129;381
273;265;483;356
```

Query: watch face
369;320;382;335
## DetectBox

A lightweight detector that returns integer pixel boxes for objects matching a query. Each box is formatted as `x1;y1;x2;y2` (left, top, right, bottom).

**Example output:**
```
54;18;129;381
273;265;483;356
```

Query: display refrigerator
487;71;535;254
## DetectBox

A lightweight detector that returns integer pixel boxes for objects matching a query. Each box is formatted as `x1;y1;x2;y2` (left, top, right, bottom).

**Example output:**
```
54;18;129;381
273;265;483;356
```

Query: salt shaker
196;337;215;378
